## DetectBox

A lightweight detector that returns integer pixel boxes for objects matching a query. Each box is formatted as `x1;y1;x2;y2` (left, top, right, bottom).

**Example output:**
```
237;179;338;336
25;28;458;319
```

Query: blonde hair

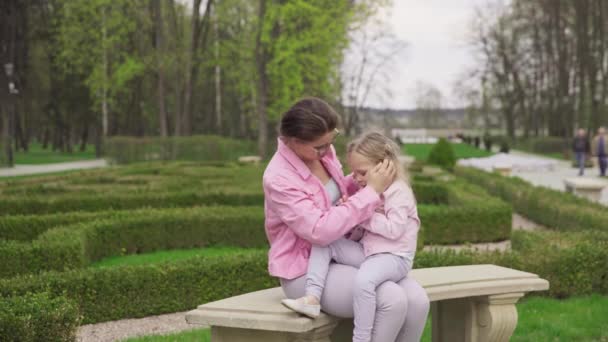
347;131;409;183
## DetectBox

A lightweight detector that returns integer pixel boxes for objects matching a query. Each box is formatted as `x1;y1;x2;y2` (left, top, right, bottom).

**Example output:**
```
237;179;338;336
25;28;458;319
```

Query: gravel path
0;159;108;177
76;311;201;342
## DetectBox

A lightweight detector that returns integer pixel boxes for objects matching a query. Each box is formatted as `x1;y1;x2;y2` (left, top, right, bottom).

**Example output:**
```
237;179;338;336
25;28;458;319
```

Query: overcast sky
363;0;490;109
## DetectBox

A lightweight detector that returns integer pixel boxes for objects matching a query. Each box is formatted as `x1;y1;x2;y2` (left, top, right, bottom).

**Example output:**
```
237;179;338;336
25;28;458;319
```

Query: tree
414;81;443;128
341;16;406;136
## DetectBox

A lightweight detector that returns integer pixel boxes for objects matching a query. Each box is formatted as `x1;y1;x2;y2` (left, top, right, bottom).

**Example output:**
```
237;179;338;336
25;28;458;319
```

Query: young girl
281;131;420;342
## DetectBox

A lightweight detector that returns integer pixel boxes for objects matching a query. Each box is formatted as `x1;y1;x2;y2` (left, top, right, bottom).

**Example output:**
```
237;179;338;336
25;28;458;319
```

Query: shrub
0;191;265;216
0;206;268;278
0;251;276;324
0;292;80;341
412;182;449;205
427;138;456;170
104;135;258;164
454;166;608;233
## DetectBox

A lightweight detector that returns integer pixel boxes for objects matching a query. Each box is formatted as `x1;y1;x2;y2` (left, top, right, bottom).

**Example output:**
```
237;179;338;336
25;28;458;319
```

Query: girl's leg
281;263;408;333
395;277;430;342
306;238;365;301
353;254;410;342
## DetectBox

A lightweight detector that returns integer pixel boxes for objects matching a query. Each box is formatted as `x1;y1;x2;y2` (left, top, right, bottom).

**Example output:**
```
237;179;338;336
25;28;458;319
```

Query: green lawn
403;143;493;161
89;247;257;268
13;142;96;165
124;295;608;342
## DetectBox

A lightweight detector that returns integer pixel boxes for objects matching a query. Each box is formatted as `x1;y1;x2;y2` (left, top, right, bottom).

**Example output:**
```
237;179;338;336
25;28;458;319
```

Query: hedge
0;206;268;278
454;166;608;232
104;135;258;164
412;182;449;205
0;292;80;341
0;184;514;279
0;230;606;325
0;191;265;216
0;251;276;324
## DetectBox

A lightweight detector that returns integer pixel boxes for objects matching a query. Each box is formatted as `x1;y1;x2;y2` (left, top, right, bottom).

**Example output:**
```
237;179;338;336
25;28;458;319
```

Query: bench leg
432;292;524;342
210;322;338;342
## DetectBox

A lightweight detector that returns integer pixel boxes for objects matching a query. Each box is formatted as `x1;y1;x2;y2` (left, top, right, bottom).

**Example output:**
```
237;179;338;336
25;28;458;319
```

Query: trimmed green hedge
454;166;608;232
412;182;449;205
0;292;80;341
419;229;608;299
0;184;512;279
0;251;276;324
0;229;606;325
416;180;512;245
104;135;258;164
0;206;268;278
0;191;265;216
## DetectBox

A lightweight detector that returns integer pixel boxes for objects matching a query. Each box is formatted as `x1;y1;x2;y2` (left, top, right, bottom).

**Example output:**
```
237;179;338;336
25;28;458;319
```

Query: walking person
572;128;590;176
591;127;608;177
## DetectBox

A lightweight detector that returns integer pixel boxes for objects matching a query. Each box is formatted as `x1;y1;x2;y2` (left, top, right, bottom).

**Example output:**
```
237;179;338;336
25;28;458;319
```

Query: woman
263;97;429;341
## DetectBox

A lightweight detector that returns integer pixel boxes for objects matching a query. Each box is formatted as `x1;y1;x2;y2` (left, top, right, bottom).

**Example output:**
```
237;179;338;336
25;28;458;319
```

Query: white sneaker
281;298;321;318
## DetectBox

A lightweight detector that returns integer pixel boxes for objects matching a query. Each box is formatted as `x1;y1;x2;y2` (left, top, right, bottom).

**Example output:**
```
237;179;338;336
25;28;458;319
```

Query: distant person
474;136;480;148
591;126;608;177
572;128;590;176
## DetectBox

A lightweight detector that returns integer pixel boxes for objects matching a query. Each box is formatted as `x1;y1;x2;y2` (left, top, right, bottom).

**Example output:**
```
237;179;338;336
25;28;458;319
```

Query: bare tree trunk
100;7;109;138
153;0;168;137
255;0;268;158
213;5;222;134
182;0;214;136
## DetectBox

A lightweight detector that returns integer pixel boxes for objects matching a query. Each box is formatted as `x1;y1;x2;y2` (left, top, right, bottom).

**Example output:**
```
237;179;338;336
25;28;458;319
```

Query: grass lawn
124;295;608;341
13;142;96;165
403;143;493;161
89;247;259;268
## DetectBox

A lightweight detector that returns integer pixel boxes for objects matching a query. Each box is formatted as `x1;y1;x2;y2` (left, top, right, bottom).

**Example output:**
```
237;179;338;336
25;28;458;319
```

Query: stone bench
563;177;608;202
237;155;262;165
492;164;512;177
186;264;549;342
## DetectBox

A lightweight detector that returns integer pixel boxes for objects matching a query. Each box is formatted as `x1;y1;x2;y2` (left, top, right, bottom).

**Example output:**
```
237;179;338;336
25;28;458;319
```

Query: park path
0;159;108;178
506;150;608;205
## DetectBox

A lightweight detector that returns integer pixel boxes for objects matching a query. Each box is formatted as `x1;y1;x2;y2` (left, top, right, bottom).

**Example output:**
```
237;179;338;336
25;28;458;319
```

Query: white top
324;178;341;206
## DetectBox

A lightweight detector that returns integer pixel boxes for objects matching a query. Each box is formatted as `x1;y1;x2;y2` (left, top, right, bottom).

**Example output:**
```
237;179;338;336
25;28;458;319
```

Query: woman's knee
376;281;407;315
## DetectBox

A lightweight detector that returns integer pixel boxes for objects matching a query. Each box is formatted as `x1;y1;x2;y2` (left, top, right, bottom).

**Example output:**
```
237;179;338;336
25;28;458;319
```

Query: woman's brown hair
280;97;339;142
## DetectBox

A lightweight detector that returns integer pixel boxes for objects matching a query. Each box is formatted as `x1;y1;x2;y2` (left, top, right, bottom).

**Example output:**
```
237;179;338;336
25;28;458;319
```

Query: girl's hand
367;159;396;194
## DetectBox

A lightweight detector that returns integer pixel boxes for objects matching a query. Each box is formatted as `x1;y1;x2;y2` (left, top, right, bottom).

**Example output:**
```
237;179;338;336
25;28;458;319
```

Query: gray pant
281;240;427;342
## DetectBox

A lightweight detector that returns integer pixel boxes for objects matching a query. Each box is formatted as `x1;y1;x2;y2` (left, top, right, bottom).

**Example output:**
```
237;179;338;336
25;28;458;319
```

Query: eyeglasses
311;128;340;155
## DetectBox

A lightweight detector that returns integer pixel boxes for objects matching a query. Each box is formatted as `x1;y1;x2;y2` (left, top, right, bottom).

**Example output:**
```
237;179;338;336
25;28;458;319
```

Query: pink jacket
357;180;420;257
263;138;381;279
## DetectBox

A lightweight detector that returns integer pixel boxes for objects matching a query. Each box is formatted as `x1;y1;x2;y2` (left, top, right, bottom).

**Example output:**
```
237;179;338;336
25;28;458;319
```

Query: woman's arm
265;175;380;246
359;185;420;240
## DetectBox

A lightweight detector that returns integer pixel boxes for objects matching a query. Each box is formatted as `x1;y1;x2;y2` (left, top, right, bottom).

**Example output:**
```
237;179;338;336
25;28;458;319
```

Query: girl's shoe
281;298;320;318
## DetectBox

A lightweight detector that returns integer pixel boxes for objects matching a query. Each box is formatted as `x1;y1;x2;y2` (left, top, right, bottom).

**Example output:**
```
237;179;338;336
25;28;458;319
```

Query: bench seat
186;264;549;342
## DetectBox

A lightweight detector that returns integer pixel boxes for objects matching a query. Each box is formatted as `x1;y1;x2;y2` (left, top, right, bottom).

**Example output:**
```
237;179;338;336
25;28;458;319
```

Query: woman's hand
367;159;396;194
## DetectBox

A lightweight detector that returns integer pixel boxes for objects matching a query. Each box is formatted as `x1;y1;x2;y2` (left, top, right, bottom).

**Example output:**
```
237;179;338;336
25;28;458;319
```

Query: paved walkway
0;159;108;178
507;150;608;205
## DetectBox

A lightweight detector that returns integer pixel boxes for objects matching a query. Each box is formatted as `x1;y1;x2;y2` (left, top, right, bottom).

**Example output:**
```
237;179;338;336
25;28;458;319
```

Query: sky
362;0;490;109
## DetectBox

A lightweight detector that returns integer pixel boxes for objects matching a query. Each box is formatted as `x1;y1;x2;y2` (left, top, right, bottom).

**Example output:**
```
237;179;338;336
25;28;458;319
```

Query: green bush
455;166;608;233
0;251;276;324
0;292;80;341
416;231;608;298
0;206;268;278
427;139;456;170
0;191;265;216
1;230;605;326
412;182;449;205
0;211;102;241
104;135;258;164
